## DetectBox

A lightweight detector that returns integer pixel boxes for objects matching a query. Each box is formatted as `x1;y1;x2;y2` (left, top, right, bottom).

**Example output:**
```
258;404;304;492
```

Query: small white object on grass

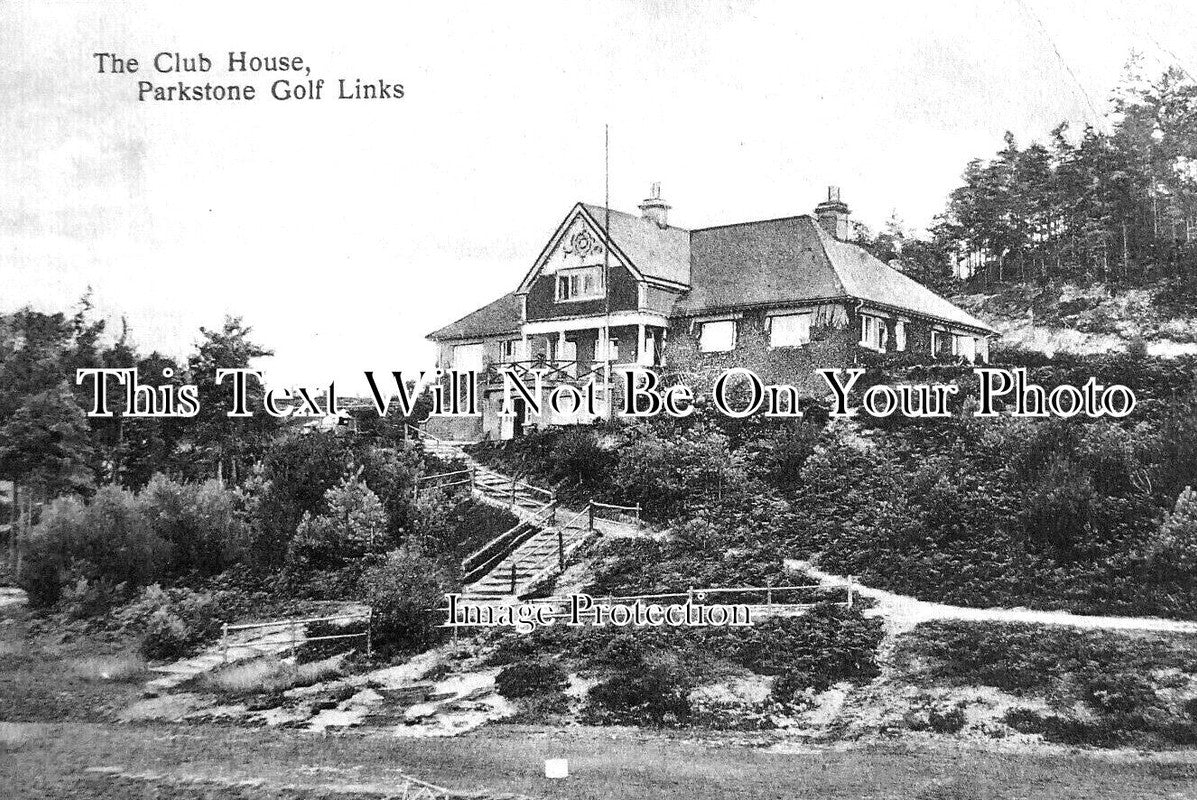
544;758;569;779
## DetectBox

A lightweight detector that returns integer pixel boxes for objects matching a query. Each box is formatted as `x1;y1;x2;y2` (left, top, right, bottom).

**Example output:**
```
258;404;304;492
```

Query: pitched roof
676;215;993;333
431;208;994;341
579;204;691;286
427;291;520;341
816;227;993;332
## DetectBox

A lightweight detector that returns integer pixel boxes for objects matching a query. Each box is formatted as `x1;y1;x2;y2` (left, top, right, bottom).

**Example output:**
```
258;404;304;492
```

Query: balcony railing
482;358;650;387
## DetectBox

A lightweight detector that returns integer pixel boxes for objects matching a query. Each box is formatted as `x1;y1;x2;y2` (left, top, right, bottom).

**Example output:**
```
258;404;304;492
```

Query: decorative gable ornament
563;229;604;259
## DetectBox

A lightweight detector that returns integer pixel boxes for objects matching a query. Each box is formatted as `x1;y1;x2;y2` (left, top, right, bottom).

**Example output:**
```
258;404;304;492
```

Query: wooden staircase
406;424;629;604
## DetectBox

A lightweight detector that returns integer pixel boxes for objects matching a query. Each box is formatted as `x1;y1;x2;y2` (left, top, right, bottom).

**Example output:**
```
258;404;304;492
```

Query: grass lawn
3;721;1196;800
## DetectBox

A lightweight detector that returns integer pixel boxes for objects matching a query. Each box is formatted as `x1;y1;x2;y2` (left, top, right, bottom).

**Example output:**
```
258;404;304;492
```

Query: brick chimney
638;182;671;228
815;186;851;240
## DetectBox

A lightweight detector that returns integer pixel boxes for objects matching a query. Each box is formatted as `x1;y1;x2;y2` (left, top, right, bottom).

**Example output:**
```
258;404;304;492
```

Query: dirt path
786;559;1197;634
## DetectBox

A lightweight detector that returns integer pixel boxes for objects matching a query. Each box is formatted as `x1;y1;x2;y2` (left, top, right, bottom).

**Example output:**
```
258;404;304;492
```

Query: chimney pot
639;182;671;228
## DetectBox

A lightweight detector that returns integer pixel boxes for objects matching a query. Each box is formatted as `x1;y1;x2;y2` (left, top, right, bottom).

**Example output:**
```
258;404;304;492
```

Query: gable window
769;312;812;348
859;314;887;352
699;320;736;353
555;266;605;302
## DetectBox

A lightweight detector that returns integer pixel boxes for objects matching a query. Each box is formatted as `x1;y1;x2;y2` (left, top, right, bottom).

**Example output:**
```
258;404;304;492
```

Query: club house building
426;185;995;441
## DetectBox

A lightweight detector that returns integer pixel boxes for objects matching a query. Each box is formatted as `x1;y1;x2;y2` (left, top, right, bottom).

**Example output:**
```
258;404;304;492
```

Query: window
952;334;976;363
769;313;812;348
895;320;907;352
699;320;736;353
500;339;520;362
453;343;485;372
859;314;887;351
555;266;605;301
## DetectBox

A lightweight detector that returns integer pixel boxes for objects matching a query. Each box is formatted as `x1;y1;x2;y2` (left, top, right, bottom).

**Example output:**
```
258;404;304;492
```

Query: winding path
786;559;1197;634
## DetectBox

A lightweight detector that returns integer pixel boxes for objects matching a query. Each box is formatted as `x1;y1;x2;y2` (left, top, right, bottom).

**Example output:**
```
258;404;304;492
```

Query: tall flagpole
603;124;612;419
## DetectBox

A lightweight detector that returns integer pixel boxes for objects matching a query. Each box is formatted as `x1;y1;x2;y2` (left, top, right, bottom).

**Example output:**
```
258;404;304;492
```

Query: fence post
550;503;557;526
847;575;854;609
221;622;229;663
510;477;516;508
766;584;772;608
510;560;517;594
558;530;565;572
687;586;694;606
588;502;595;532
366;609;373;659
636;503;642;529
470;466;476;490
290;621;298;660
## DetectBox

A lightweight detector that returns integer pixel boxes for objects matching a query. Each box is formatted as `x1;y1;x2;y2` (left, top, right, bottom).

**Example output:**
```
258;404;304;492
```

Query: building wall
663;309;861;397
664;306;987;397
525;262;640;321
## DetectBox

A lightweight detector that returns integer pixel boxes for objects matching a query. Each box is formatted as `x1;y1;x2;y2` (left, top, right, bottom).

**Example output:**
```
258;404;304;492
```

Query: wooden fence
219;610;373;663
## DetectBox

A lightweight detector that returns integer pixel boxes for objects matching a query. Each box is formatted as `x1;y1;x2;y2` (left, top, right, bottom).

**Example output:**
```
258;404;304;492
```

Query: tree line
862;58;1197;292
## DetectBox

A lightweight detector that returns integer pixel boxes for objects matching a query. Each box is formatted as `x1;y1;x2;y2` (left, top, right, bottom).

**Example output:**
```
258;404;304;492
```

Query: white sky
3;0;1196;391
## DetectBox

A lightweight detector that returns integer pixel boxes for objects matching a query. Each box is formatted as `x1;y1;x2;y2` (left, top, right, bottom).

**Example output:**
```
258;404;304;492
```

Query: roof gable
517;203;691;295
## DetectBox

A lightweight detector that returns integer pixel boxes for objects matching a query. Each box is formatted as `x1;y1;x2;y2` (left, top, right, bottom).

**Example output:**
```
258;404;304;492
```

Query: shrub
495;659;568;700
770;668;818;707
906;700;966;734
927;705;966;734
19;489;169;608
551;428;616;487
139;474;246;576
116;584;223;660
142;608;191;660
358;549;453;658
287;476;388;571
720;604;883;686
1077;672;1158;716
1148;486;1197;577
1003;707;1049;734
584;662;692;727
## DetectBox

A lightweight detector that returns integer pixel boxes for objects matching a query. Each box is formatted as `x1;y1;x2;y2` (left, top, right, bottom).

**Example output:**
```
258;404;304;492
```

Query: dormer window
556;266;605;302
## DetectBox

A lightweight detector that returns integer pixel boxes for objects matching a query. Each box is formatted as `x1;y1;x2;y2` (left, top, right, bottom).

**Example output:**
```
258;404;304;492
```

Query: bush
140;474;246;576
116;584;223;660
1077;672;1158;716
719;604;883;686
771;668;818;707
584;662;692;727
358;549;453;658
19;489;169;608
928;705;966;734
287;476;388;571
142;608;191;660
495;659;568;700
1148;486;1197;577
898;621;1197;694
906;699;967;734
1003;707;1049;734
